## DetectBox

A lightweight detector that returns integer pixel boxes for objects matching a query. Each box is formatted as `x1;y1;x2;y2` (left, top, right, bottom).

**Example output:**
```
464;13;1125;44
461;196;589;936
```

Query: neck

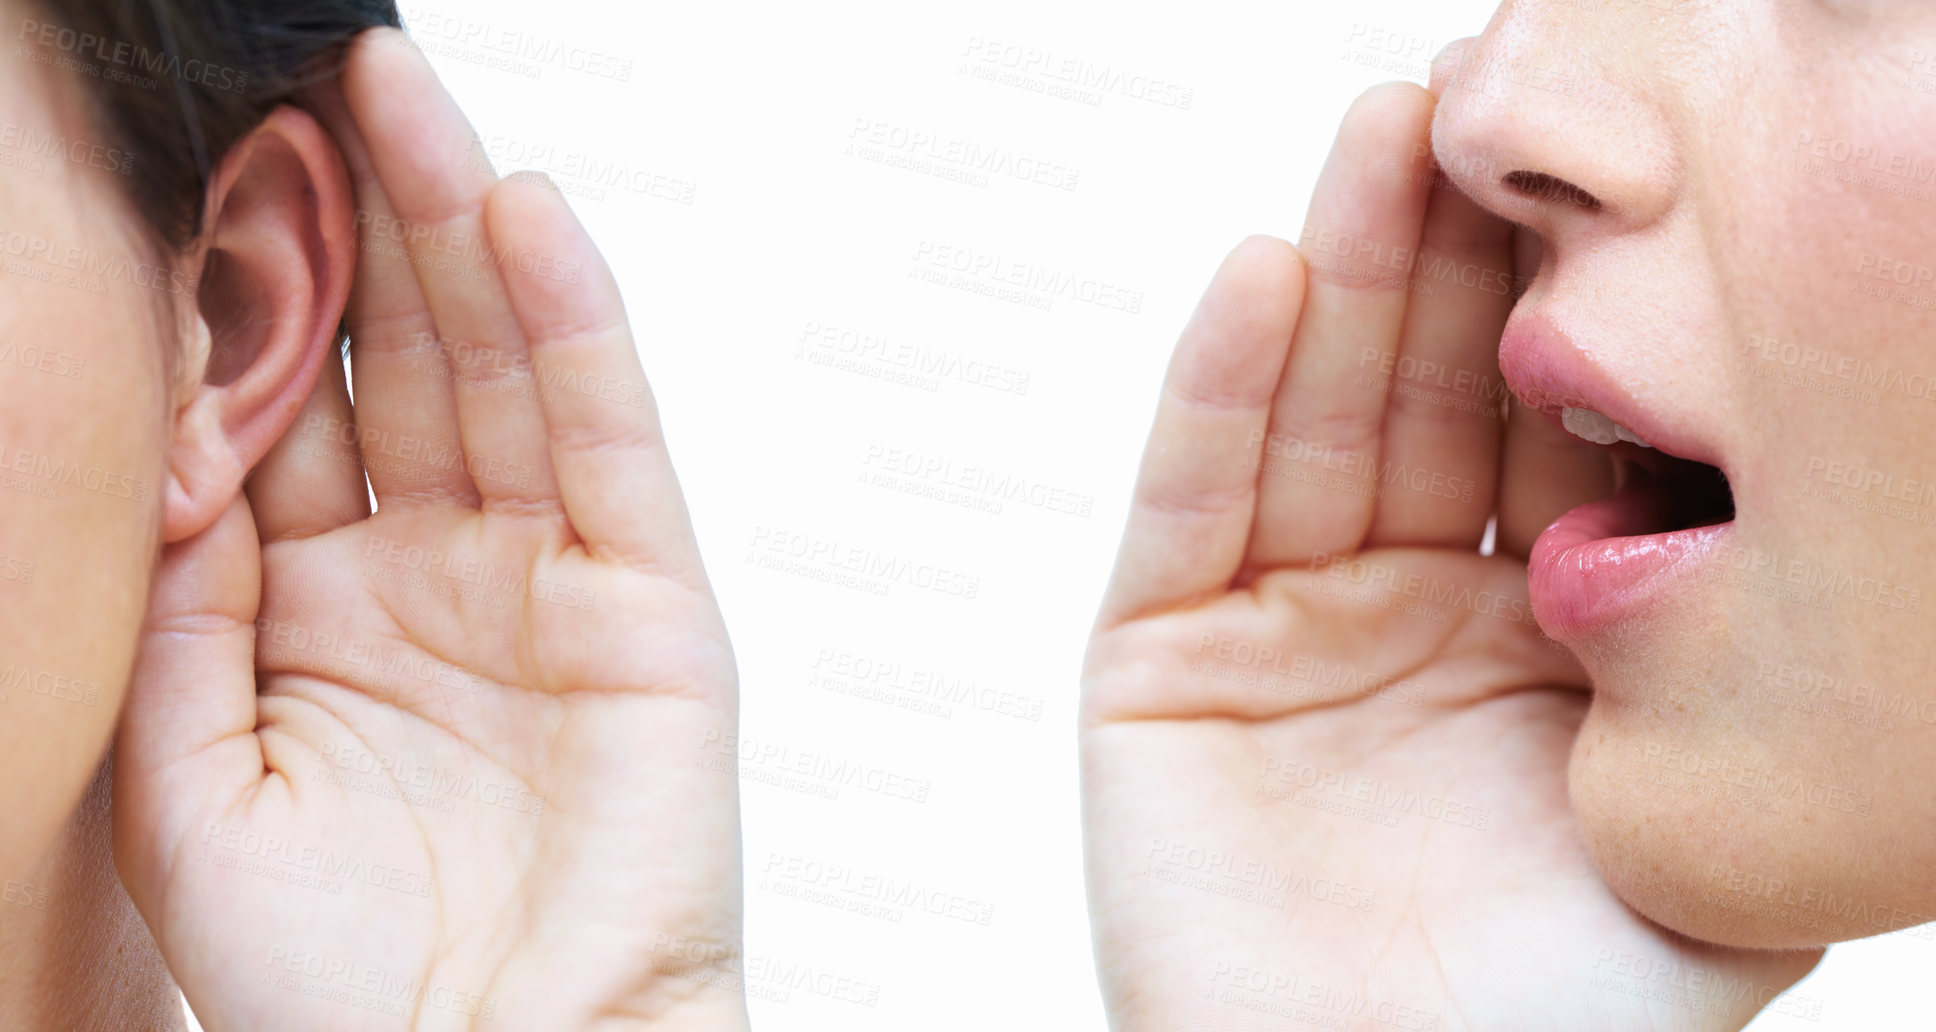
0;754;183;1032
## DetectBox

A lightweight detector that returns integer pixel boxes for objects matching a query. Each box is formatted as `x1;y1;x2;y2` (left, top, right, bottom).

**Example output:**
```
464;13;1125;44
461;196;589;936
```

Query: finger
1497;397;1616;559
486;176;707;581
248;347;370;543
1096;235;1305;629
342;30;559;510
1496;229;1616;558
1428;38;1479;99
113;499;263;911
303;76;476;507
1362;180;1514;550
1243;83;1437;570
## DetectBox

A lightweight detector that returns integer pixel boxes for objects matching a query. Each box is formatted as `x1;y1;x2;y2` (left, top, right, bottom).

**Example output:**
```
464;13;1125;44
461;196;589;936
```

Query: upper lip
1498;306;1730;479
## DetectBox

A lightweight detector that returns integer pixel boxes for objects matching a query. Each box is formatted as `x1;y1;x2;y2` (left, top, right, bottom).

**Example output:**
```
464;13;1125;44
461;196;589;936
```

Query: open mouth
1504;359;1739;637
1548;405;1735;539
1495;304;1744;636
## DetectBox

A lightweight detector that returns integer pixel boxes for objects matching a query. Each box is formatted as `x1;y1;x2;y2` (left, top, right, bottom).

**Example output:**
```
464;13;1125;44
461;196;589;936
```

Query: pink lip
1527;493;1731;639
1499;311;1724;471
1502;310;1734;638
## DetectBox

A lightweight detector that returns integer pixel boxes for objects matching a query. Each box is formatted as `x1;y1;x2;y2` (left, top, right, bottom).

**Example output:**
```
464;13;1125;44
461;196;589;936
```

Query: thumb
112;495;264;918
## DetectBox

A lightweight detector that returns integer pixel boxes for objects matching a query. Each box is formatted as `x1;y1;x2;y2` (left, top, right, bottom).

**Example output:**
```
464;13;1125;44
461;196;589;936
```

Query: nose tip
1430;32;1677;231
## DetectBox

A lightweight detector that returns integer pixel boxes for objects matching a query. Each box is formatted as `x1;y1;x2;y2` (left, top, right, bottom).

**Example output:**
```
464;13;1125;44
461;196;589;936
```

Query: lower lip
1527;493;1732;638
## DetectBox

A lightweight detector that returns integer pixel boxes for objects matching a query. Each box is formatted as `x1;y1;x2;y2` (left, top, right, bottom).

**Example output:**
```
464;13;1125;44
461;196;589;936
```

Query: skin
0;763;185;1032
1080;0;1936;1022
0;2;174;897
1434;0;1936;952
1;20;749;1032
0;15;193;1030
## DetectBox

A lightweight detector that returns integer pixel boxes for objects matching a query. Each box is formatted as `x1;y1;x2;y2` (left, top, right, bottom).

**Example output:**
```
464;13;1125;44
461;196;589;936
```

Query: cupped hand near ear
1078;80;1820;1031
114;29;748;1032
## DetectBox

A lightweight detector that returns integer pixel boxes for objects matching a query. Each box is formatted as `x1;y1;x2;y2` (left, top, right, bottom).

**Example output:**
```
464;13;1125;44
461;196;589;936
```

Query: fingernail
505;170;561;194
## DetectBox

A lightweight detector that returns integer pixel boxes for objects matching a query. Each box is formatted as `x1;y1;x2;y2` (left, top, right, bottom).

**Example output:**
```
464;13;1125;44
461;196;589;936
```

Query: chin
1565;695;1927;950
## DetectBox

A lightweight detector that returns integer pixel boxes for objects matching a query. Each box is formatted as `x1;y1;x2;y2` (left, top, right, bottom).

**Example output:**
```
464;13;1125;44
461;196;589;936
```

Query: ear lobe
162;104;357;545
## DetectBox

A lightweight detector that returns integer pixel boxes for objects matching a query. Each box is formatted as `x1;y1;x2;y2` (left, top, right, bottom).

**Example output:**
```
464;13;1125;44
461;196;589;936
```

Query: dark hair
17;0;401;252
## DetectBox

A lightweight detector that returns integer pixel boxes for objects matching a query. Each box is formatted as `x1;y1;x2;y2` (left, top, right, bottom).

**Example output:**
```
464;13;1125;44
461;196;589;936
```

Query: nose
1430;15;1679;238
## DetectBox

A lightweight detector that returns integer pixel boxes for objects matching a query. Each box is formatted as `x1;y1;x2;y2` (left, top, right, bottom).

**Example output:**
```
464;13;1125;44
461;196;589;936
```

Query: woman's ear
162;103;357;544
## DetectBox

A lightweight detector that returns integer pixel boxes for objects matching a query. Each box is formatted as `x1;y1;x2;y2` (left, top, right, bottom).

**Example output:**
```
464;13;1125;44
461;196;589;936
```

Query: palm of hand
1087;551;1781;1031
171;505;733;1030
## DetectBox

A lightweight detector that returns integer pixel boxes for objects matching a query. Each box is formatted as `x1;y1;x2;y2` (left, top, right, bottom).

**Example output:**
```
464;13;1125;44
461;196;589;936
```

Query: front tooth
1561;407;1621;445
1561;407;1654;449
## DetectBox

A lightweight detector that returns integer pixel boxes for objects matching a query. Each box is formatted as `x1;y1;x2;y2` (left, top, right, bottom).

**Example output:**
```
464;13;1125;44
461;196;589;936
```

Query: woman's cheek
0;288;164;884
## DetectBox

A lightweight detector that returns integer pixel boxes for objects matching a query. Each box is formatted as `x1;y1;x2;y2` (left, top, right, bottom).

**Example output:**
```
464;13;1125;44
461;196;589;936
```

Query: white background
181;0;1934;1027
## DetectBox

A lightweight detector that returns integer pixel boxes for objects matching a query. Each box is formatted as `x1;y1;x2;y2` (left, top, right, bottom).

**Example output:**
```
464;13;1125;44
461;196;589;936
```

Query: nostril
1503;170;1602;212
